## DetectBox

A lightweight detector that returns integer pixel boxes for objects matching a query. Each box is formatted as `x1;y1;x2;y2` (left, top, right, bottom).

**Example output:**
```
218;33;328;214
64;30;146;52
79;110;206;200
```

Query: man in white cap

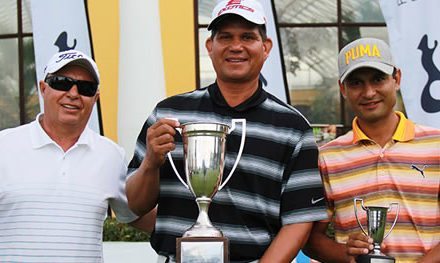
126;0;328;262
0;50;151;262
304;38;440;262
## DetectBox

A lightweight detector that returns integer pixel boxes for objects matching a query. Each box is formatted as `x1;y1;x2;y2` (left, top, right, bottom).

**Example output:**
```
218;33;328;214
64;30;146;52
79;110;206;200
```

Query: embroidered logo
227;0;242;5
218;0;254;16
411;164;427;178
311;197;324;205
344;44;382;65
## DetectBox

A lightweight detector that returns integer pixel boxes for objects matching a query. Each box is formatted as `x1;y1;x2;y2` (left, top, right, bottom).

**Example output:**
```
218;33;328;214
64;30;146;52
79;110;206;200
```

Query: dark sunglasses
45;76;98;97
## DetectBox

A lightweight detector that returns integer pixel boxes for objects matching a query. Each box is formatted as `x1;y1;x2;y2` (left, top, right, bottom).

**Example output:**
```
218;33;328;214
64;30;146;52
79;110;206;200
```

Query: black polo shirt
128;82;327;262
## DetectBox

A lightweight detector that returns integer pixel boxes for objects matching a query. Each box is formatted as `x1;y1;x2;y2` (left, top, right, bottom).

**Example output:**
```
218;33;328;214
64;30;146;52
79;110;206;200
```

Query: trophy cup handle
384;202;399;239
219;118;246;190
166;121;188;189
354;198;369;236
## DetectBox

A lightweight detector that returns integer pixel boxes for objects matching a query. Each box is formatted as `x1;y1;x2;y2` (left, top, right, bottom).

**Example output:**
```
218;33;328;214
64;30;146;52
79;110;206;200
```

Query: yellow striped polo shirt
319;111;440;262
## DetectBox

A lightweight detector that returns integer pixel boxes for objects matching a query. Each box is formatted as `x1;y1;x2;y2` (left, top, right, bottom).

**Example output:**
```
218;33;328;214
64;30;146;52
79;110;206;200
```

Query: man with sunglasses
0;50;150;262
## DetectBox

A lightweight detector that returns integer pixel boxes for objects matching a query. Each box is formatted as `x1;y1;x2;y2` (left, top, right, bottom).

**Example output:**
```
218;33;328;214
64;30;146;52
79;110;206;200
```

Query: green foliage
103;217;150;242
326;221;335;239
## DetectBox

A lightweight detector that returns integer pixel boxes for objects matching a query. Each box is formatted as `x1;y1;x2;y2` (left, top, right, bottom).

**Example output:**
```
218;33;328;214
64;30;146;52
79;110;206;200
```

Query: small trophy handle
354;198;369;236
384;202;399;239
219;119;246;190
166;123;188;189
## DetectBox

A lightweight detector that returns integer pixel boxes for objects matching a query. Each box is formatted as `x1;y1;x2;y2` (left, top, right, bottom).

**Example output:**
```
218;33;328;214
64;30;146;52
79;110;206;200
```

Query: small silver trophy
354;198;400;263
168;119;246;263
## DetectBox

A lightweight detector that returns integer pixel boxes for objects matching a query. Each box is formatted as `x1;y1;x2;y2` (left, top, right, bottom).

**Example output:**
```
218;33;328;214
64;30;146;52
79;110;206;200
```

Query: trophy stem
372;244;382;255
196;197;214;228
182;197;223;238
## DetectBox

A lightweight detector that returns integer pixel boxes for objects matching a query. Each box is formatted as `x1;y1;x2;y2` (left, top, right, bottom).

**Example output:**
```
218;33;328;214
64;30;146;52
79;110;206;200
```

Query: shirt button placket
377;147;385;177
61;154;67;176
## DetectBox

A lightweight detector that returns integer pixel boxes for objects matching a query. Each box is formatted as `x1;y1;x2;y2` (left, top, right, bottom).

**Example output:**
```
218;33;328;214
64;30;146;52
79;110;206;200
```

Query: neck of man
217;78;259;107
39;115;84;152
356;112;400;148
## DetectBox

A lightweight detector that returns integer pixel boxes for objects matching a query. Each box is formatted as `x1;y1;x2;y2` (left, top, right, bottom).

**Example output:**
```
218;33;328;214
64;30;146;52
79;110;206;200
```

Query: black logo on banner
398;0;420;6
417;34;440;113
54;31;77;52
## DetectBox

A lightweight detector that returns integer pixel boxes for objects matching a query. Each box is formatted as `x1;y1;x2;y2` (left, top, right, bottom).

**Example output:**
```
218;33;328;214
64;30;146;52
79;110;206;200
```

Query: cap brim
68;60;100;84
207;15;227;30
340;61;394;82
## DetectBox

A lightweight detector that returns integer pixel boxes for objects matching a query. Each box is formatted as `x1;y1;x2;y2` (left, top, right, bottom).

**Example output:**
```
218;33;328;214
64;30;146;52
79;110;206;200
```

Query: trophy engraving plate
358;254;395;263
371;259;394;263
177;237;229;263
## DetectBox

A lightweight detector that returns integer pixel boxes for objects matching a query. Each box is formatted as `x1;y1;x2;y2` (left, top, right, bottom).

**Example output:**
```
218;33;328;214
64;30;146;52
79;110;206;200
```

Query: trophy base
357;254;395;263
176;236;229;263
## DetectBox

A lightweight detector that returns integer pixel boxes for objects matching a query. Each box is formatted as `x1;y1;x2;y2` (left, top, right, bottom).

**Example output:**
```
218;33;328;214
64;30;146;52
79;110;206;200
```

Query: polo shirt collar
31;113;93;149
352;111;415;144
208;81;267;112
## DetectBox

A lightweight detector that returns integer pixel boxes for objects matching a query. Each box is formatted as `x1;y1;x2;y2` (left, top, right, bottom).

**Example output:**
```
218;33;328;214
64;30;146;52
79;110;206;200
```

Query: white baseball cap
208;0;267;31
338;38;395;82
43;50;100;84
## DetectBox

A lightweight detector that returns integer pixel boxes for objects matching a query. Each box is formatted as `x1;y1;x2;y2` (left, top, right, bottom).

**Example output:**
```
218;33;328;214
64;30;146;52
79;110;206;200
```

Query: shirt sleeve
109;146;139;223
280;127;329;225
318;151;334;223
127;108;158;176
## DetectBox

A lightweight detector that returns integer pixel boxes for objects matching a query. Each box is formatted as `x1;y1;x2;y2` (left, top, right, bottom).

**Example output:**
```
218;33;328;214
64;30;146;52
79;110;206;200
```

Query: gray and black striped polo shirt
128;82;328;262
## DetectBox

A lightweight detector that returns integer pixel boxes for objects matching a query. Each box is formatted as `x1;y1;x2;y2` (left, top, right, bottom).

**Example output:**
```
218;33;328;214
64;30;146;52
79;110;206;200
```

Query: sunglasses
45;76;98;97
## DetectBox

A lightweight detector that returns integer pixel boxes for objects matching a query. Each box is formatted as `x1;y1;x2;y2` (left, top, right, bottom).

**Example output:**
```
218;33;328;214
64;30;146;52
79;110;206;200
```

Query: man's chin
58;117;84;127
358;112;384;124
221;74;254;83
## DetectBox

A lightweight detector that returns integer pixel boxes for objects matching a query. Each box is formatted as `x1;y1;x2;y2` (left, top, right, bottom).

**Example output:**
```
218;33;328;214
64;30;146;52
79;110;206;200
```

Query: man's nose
66;84;80;97
363;83;377;98
229;38;244;51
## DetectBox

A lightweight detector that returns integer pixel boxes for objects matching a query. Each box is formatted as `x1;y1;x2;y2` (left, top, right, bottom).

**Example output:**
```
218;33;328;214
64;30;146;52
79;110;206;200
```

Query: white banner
260;0;289;103
31;0;101;133
380;0;440;128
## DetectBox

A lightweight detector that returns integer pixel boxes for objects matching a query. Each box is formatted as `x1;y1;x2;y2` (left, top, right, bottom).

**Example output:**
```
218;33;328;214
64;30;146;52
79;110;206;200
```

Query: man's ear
39;80;47;95
205;37;213;58
93;90;100;103
339;80;347;99
393;68;402;91
263;37;273;60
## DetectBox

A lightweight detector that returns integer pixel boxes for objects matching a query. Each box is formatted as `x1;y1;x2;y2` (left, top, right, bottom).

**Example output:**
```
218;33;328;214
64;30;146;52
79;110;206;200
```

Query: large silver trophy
167;119;246;263
354;198;400;263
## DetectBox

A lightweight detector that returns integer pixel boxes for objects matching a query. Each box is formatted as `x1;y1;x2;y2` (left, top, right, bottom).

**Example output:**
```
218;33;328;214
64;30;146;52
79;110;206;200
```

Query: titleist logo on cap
218;0;255;16
55;51;84;63
344;43;382;65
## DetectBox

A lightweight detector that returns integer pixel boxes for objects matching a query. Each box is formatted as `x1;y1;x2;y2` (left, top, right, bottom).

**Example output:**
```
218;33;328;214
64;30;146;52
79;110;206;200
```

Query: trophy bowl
168;119;246;238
